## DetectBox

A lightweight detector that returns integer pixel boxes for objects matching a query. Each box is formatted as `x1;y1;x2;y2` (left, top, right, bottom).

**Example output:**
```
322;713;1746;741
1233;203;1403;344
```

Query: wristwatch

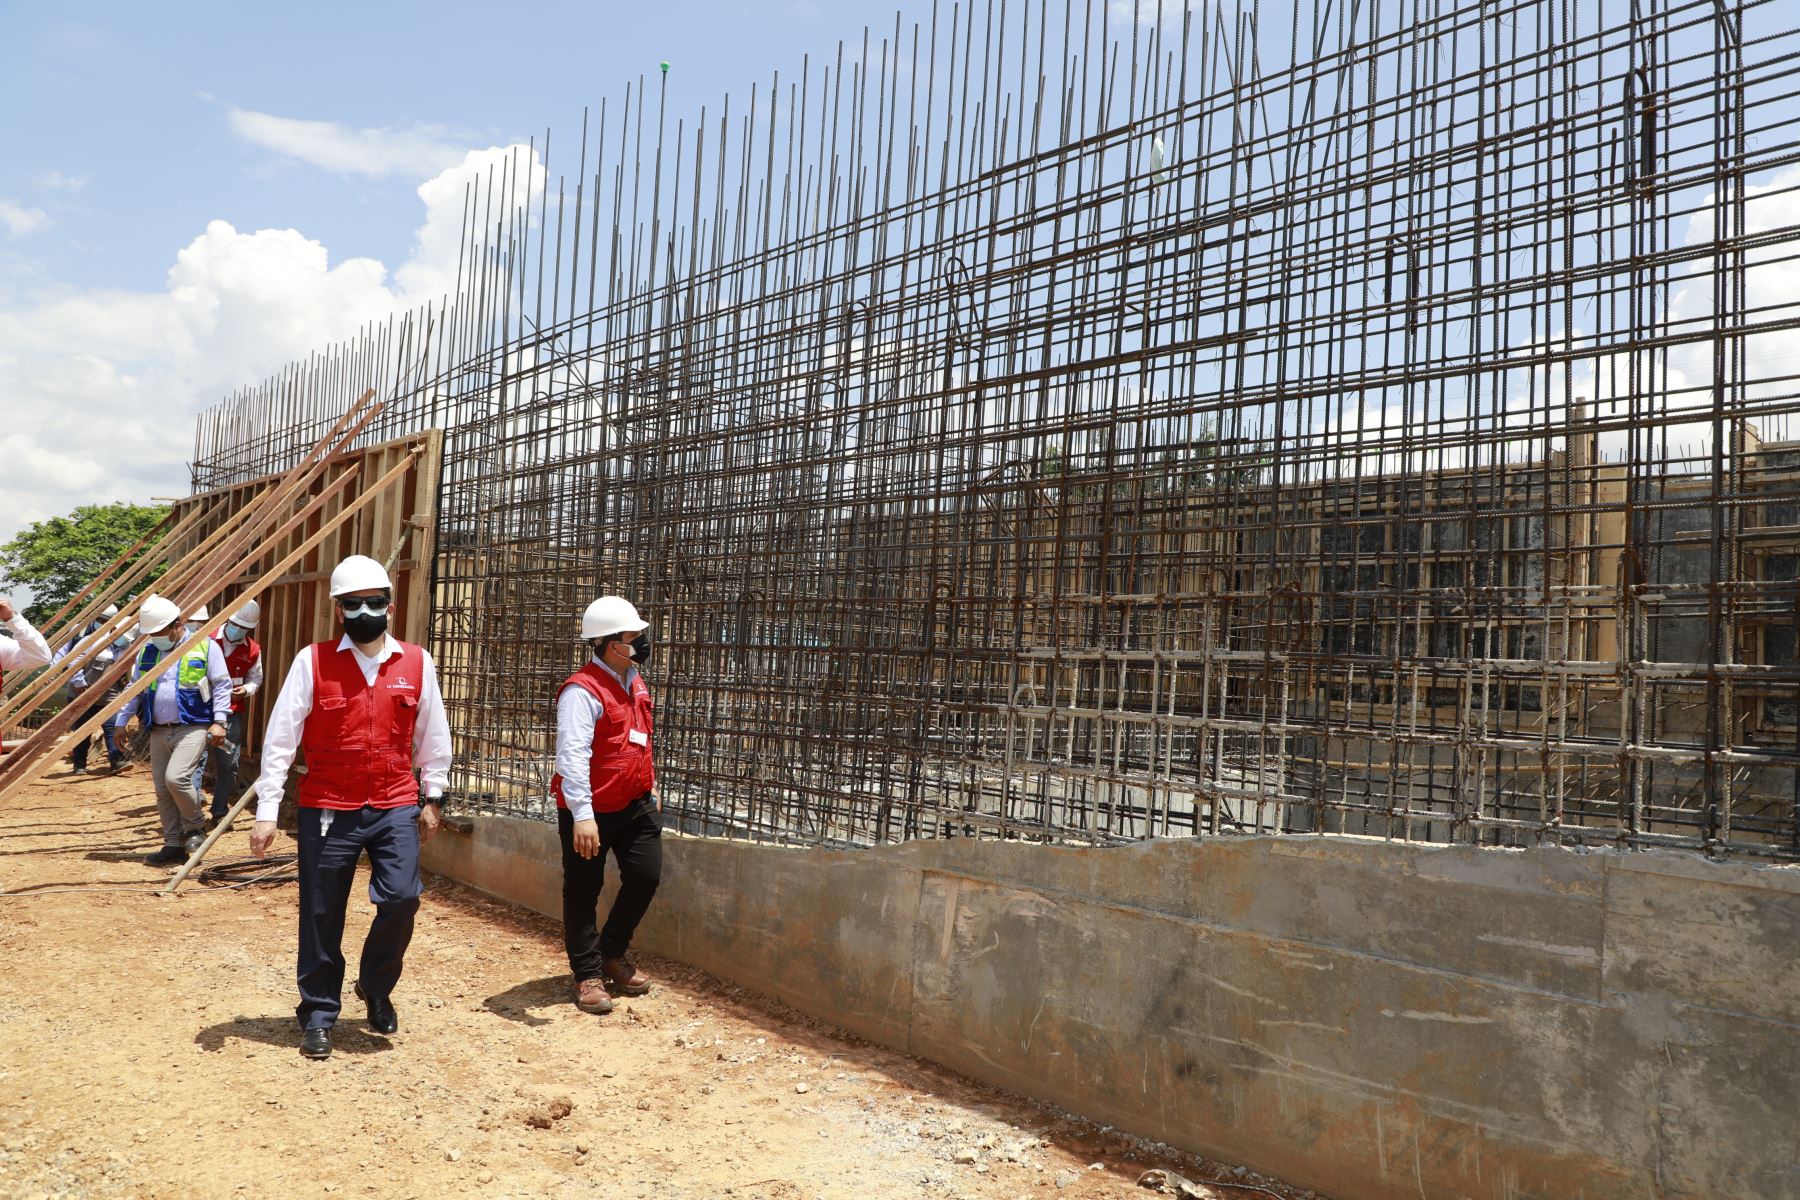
420;796;444;807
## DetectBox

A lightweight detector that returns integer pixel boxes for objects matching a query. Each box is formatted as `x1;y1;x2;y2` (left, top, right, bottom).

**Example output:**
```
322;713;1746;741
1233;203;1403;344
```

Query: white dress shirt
254;634;453;823
0;612;52;673
553;657;640;823
54;622;108;689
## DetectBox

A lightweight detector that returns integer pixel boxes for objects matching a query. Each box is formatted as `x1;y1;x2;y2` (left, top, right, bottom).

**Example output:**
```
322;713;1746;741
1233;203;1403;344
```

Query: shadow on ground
483;974;573;1027
196;1014;397;1056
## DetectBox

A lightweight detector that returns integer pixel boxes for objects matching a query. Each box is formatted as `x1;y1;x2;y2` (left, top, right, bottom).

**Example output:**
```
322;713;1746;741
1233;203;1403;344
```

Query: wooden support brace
0;393;381;731
0;446;423;805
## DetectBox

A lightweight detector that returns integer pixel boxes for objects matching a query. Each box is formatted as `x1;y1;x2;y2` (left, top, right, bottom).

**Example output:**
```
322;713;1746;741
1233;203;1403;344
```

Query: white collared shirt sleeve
0;612;52;671
204;639;233;724
554;683;604;822
254;650;315;823
413;650;452;798
243;647;265;695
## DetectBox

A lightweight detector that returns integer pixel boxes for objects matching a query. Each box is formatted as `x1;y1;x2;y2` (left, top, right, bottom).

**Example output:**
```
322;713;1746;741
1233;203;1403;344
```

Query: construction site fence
190;0;1800;858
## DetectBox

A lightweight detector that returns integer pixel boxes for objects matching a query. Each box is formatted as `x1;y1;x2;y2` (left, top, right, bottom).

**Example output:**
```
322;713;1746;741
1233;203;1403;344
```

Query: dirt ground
0;766;1312;1200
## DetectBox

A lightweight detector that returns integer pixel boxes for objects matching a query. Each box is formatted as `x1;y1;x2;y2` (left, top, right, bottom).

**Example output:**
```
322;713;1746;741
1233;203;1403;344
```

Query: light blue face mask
147;634;178;653
223;623;249;644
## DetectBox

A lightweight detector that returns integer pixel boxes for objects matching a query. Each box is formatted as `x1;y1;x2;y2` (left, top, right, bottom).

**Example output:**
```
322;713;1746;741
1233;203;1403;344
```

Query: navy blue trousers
296;804;421;1030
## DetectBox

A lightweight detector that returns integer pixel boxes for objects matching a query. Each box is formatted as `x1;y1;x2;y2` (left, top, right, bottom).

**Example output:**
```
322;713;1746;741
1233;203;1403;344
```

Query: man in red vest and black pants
551;595;661;1015
250;555;452;1059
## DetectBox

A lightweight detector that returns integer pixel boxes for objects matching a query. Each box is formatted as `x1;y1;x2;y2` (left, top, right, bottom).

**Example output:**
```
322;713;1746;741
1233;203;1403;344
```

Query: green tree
0;502;169;622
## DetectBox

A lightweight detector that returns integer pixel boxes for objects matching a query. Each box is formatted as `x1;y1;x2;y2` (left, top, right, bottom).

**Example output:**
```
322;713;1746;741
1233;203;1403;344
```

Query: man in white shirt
250;555;451;1060
0;595;53;755
548;595;662;1015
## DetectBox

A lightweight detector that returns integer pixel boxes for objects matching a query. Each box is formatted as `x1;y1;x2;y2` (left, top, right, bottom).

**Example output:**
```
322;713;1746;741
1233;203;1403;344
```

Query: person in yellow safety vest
120;595;231;865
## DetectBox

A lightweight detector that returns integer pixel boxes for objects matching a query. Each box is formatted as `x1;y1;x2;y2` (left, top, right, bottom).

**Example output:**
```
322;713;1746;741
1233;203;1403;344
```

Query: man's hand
231;684;249;699
122;714;140;736
0;597;15;622
249;820;278;858
418;802;442;844
572;818;600;859
207;722;227;748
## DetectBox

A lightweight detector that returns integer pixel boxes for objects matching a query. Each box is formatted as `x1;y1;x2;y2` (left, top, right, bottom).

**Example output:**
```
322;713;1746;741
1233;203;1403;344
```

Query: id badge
628;728;649;747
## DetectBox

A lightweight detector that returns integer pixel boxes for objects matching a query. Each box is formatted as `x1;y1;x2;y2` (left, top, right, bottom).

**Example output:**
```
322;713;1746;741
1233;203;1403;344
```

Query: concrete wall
423;820;1800;1200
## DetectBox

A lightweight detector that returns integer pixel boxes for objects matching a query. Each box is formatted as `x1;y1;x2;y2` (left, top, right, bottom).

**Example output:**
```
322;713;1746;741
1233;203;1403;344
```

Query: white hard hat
188;604;210;621
137;595;184;637
102;604;120;619
229;599;261;629
580;596;648;640
329;555;392;597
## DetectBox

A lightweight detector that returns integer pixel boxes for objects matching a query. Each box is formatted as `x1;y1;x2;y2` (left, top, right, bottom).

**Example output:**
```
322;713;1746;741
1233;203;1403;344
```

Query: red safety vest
551;662;655;815
297;640;426;810
211;634;262;715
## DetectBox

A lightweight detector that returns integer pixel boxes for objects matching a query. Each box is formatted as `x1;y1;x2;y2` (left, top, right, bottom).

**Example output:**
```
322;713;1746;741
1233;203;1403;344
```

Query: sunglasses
337;594;391;617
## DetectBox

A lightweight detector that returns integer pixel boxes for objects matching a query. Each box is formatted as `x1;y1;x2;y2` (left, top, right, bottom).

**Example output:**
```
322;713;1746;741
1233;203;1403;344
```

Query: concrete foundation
423;819;1800;1200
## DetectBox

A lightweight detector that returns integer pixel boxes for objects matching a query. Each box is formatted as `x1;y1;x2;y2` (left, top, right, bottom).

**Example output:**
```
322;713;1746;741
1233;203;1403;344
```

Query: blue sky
1;1;860;293
0;0;876;554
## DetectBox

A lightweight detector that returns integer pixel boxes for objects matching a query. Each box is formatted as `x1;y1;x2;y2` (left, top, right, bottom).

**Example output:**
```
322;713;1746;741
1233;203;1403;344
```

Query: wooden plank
220;431;444;758
0;447;425;804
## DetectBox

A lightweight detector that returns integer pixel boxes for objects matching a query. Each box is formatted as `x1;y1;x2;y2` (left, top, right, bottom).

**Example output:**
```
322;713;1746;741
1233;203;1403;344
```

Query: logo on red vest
386;675;415;691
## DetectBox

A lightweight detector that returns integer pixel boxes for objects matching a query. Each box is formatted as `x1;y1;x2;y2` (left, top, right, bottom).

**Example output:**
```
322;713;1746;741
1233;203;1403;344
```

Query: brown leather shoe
602;955;650;996
575;977;614;1014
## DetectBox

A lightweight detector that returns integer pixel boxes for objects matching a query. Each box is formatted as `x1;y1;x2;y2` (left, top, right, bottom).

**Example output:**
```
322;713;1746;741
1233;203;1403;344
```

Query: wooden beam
0;394;381;730
0;447;425;805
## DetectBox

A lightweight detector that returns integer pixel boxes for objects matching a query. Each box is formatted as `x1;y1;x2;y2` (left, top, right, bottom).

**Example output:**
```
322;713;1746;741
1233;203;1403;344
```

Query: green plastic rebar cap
660;60;671;73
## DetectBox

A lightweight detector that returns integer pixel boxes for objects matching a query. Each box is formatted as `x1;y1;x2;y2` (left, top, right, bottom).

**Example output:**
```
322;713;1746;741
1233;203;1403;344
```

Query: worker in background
102;607;140;772
250;556;450;1061
205;599;264;823
120;596;230;864
0;594;53;755
187;604;211;799
57;603;127;774
551;595;662;1016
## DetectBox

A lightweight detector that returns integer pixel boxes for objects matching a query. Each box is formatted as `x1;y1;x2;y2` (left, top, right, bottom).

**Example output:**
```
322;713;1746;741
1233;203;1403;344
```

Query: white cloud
32;170;87;193
397;145;547;302
0;200;48;238
227;107;471;179
0;144;542;552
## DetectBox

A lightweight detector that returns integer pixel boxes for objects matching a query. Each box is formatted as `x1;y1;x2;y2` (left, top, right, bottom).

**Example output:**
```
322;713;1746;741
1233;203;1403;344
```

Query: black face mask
596;634;651;668
343;613;389;644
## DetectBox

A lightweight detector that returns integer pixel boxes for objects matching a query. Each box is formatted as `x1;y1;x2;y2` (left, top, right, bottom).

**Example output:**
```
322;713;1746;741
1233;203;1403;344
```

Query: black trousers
558;795;662;979
68;700;120;771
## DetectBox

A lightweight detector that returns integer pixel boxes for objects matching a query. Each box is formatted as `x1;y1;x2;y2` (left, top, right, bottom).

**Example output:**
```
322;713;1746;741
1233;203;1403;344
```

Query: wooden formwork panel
169;431;442;755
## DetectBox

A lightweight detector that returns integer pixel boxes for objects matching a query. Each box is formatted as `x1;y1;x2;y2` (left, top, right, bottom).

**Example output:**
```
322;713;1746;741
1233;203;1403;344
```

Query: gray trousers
149;724;209;847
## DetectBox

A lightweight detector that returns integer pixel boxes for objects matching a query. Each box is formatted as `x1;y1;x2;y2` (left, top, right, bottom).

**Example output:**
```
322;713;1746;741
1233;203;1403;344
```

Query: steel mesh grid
193;0;1800;856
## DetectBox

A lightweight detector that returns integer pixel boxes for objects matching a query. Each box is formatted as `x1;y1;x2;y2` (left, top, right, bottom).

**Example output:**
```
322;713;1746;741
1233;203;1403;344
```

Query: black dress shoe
354;980;398;1034
143;846;184;866
300;1027;332;1059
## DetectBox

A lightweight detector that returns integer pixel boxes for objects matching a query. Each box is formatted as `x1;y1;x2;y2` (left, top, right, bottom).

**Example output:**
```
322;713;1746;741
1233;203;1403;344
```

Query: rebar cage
194;0;1800;857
